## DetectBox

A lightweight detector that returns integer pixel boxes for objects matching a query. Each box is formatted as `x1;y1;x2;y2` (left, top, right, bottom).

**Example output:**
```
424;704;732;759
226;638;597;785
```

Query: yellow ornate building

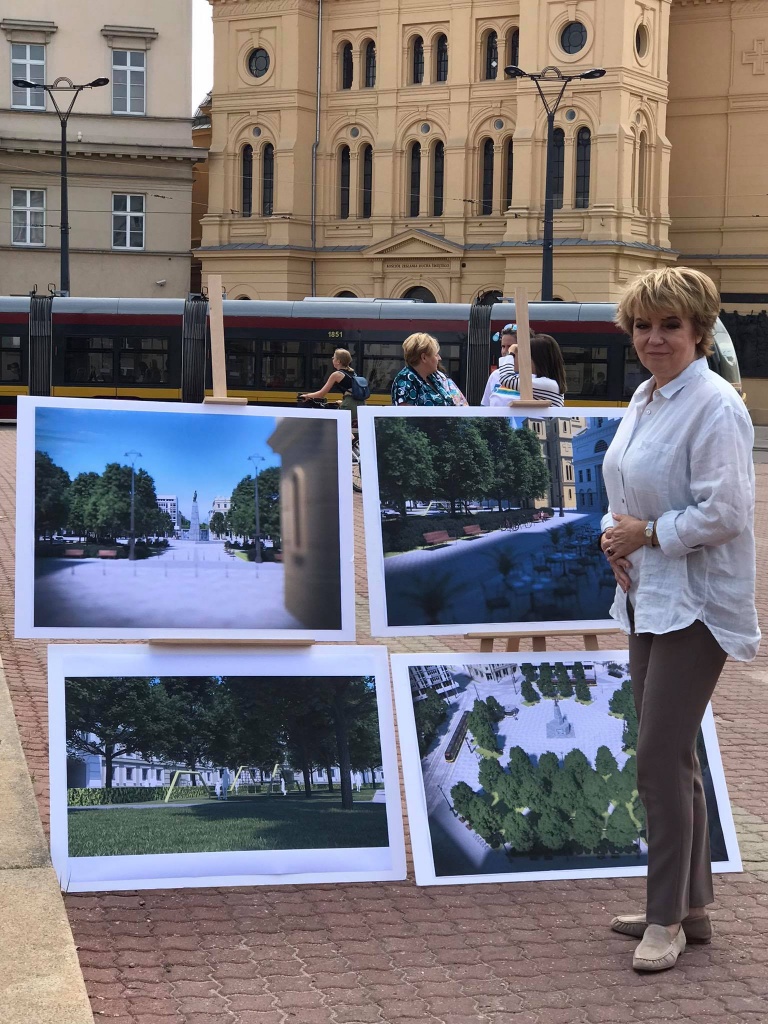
197;0;768;307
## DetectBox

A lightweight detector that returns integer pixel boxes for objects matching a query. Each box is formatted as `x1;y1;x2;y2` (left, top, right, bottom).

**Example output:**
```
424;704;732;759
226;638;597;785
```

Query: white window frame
112;49;146;115
112;193;145;250
11;188;46;246
11;42;46;110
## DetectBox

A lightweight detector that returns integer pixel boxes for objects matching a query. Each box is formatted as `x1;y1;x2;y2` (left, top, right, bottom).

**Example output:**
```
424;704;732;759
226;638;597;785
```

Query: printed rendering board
16;396;355;640
49;644;405;891
391;651;741;886
358;406;625;637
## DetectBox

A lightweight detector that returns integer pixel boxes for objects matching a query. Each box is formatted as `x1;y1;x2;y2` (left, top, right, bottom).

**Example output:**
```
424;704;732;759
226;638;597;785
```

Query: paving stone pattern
1;423;767;1024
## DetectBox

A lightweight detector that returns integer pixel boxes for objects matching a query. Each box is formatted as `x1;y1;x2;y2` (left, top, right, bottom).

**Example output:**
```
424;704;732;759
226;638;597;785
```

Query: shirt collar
655;355;708;399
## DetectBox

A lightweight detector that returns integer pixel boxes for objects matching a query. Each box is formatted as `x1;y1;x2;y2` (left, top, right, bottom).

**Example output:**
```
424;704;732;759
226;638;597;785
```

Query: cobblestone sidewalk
1;424;767;1024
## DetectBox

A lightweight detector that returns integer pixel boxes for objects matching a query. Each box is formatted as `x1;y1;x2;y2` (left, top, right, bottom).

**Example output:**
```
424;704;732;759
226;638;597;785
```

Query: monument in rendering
189;490;200;542
546;699;574;739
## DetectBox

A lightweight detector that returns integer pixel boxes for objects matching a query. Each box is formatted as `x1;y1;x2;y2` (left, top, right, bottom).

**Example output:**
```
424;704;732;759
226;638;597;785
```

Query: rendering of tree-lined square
65;673;388;860
24;401;346;636
401;655;733;882
368;411;623;632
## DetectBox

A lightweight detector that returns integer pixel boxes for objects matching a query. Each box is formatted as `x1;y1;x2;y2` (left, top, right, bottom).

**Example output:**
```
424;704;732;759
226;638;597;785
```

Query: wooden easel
204;274;247;407
467;287;619;656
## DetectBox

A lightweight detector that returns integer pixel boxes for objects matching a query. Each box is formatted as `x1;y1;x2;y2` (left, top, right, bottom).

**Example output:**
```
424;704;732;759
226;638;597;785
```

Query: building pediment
363;229;463;259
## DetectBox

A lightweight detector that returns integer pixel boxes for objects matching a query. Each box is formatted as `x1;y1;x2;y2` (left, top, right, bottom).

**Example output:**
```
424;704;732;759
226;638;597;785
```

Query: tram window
0;337;22;382
623;345;651;397
359;343;405;393
119;338;169;384
226;338;256;387
310;341;358;389
561;346;608;396
260;340;303;389
63;337;114;384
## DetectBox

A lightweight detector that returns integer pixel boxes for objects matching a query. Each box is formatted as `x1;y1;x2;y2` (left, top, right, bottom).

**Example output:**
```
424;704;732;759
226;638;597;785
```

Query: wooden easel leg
532;637;547;652
505;637;521;653
583;634;599;651
479;639;494;653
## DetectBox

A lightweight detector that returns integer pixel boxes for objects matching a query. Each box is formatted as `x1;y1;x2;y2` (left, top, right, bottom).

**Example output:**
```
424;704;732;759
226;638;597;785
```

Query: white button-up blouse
601;356;760;661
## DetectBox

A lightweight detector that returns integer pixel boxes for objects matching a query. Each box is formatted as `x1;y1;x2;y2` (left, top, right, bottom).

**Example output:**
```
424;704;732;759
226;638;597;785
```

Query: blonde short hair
615;266;720;357
333;348;352;368
402;332;439;367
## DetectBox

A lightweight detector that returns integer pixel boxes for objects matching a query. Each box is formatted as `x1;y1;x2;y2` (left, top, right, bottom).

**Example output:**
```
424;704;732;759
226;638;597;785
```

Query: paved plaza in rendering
2;424;768;1024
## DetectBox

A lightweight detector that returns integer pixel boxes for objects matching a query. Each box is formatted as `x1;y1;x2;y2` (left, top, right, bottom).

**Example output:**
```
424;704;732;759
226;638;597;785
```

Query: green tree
485;695;506;722
413;689;448;757
375;418;436;516
471;798;502;841
571;808;605;851
227;467;281;544
563;749;592;782
210;510;227;538
503;811;535;852
67;471;100;538
451;781;476;819
537;752;561;791
417;419;493;513
475;419;526;511
506;746;538;808
152;676;233;784
521;678;540;704
538;676;558;699
35;451;71;537
536;808;570;851
66;676;162;790
575;679;592;703
479;756;503;794
583;770;609;816
595;745;619;779
622;709;639;753
605;804;639;852
513;426;550;501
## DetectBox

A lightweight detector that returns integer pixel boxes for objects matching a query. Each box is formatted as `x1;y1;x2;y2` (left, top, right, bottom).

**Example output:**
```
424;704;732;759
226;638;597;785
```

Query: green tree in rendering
451;781;476;820
66;471;100;539
35;451;71;537
413;688;448;757
595;745;619;779
479;756;503;794
574;679;592;703
521;678;540;705
536;808;570;851
605;805;639;853
513;427;551;501
416;418;493;513
375;418;436;516
228;466;281;544
571;808;605;850
209;510;227;538
503;811;535;853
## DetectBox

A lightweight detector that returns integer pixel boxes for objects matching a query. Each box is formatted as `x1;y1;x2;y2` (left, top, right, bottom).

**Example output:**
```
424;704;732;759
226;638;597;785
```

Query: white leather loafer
612;912;711;943
632;924;686;972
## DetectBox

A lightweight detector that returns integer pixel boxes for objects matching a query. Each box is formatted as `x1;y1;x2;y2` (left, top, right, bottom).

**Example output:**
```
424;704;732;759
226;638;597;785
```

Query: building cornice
101;24;159;49
0;18;58;42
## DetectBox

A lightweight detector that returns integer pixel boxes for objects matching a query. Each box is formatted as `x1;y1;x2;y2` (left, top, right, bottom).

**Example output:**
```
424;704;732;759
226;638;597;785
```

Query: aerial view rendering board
16;396;355;640
358;406;625;636
390;651;741;886
49;644;405;891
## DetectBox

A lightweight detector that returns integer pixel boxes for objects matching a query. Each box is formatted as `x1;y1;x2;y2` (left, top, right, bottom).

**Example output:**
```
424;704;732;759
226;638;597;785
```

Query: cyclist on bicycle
299;348;365;423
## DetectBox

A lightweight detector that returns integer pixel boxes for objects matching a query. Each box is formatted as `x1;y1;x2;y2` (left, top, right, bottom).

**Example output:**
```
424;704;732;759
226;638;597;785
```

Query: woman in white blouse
600;267;759;972
496;333;566;406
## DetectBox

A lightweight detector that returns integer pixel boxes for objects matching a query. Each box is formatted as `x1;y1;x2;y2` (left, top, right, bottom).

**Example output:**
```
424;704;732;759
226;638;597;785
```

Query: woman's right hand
601;528;632;594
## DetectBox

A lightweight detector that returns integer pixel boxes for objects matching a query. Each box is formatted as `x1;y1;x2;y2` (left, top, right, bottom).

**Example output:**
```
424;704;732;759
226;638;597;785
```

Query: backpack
348;373;370;402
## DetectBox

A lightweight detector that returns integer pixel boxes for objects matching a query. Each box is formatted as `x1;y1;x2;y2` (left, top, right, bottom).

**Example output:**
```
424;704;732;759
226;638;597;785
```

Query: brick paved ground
2;421;767;1024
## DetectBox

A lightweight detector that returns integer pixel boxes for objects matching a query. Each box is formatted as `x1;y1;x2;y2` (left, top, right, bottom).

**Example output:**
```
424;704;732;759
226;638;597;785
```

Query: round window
635;24;649;59
247;48;270;78
560;22;587;54
565;109;577;122
420;122;431;134
494;118;505;130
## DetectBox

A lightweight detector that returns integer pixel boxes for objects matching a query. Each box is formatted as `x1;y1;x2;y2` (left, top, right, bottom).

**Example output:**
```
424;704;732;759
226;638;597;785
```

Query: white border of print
49;644;406;892
390;650;742;886
16;396;355;640
358;406;624;637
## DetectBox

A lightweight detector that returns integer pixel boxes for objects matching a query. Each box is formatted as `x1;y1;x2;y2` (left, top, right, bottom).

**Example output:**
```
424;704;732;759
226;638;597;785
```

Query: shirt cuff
654;509;692;558
600;511;613;534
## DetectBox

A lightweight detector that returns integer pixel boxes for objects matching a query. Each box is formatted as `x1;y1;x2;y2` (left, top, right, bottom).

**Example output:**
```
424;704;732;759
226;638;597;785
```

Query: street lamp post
12;75;109;296
125;450;142;560
504;65;605;301
247;454;265;563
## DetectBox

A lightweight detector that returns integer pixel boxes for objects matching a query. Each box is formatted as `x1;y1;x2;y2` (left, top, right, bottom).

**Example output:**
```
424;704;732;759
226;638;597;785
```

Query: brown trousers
629;619;727;926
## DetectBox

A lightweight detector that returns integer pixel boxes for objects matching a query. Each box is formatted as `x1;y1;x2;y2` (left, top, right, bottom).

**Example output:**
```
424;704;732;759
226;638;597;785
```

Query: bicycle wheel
352;444;362;493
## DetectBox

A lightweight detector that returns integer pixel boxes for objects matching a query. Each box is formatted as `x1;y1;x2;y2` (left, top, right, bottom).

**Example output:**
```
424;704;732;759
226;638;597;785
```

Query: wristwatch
644;520;655;545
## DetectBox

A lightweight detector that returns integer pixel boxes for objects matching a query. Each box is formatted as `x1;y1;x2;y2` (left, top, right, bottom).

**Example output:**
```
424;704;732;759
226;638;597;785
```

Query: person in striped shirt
497;332;566;406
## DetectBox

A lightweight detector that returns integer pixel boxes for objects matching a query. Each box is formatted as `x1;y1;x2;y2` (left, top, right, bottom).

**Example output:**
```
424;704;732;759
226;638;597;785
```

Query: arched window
360;144;373;218
241;145;253;218
262;143;274;216
364;41;376;88
480;138;494;215
409;141;421;216
339;146;351;219
552;128;565;210
485;31;498;80
336;290;357;298
412;36;424;84
436;35;448;82
507;29;520;68
432;141;444;216
637;131;648;213
403;286;436;302
341;42;353;89
575;127;591;208
504;138;514;210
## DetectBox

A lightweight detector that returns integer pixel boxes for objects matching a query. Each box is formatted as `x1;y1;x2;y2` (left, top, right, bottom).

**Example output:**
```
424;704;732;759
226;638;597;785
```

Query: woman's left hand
606;513;647;559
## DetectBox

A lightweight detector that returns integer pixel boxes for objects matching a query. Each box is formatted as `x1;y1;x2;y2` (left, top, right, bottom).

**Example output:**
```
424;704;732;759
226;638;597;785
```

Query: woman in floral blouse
390;333;467;406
